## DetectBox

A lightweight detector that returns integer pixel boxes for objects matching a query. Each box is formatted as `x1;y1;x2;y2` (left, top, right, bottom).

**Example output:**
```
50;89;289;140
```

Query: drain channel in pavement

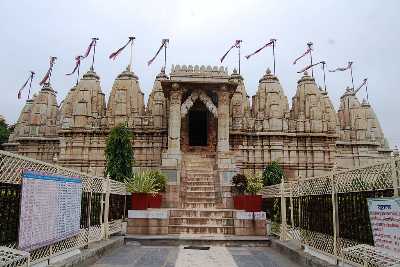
183;246;210;250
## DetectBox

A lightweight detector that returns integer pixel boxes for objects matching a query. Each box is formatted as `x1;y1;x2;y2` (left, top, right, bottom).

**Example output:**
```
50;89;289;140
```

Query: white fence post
391;157;399;197
280;177;287;240
103;176;110;240
331;165;339;263
289;184;294;228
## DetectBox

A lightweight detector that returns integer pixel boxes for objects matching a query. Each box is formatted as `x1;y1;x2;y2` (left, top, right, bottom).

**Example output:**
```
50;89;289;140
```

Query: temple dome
251;69;289;132
70;69;106;128
147;69;168;129
106;67;145;128
230;71;250;130
290;72;337;133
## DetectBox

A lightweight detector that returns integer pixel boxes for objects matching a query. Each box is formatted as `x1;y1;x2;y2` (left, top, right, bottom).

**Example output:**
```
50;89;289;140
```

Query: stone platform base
127;209;266;236
125;234;271;247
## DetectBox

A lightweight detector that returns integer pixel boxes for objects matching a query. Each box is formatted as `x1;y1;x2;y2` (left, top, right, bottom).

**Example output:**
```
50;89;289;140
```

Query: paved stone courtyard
90;242;302;267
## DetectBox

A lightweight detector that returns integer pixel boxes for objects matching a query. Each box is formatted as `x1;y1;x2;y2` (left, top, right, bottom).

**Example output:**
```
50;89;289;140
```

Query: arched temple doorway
181;98;217;152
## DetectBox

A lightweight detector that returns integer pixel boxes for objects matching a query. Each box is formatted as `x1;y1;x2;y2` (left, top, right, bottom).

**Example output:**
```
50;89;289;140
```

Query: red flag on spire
18;71;35;99
66;55;83;75
245;39;274;60
39;57;57;86
220;40;241;63
147;39;169;66
297;61;325;73
109;37;135;60
83;38;98;58
329;61;353;72
293;47;312;65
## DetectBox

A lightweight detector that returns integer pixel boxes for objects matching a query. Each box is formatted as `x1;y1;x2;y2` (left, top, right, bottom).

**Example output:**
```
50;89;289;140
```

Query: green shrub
149;170;167;192
124;170;157;193
246;175;263;195
232;174;247;194
262;161;284;186
105;124;134;182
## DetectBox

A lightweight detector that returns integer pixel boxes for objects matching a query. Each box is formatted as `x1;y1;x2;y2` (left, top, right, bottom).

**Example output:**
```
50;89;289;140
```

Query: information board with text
367;197;400;255
18;170;82;251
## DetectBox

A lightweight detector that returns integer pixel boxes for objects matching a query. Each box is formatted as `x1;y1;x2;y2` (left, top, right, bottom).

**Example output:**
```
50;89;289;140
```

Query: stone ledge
47;236;124;267
270;237;336;267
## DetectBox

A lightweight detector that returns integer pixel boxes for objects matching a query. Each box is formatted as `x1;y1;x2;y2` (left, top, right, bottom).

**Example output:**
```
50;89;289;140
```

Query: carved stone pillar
168;84;182;155
217;89;230;153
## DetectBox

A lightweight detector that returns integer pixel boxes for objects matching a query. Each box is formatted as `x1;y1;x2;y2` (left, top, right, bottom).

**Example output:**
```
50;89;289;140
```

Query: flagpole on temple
76;62;80;86
271;39;277;75
48;57;57;85
238;42;241;74
128;37;135;71
163;39;168;71
349;61;355;89
322;61;327;91
307;42;313;77
91;38;99;70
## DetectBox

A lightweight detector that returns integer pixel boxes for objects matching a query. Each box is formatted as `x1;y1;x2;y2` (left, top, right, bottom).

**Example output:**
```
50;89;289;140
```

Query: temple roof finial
266;68;271;75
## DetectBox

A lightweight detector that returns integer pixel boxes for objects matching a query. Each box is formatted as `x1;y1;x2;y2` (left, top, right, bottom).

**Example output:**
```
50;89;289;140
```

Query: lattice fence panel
0;246;29;267
0;150;127;265
108;220;123;235
342;244;400;267
334;161;393;193
302;229;335;256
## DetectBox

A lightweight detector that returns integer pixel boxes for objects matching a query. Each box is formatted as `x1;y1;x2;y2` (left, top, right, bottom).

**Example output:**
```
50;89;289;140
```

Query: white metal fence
262;156;400;267
0;150;127;266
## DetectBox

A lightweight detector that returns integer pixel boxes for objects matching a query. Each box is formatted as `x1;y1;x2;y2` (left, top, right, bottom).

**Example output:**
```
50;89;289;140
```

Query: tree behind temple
262;161;284;186
105;124;134;182
0;119;10;149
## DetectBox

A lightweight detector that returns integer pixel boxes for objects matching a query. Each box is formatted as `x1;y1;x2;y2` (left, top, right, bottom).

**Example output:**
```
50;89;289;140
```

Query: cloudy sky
0;0;399;147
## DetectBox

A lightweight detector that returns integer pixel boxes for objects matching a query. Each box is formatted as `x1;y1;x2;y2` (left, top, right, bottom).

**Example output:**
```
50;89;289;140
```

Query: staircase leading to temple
168;152;235;234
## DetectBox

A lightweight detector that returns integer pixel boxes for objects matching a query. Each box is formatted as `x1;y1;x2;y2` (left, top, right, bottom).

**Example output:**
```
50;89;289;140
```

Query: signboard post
18;170;82;251
367;197;400;255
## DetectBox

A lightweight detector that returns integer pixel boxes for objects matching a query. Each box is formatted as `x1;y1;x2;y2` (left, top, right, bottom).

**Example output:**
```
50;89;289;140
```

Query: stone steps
169;217;234;226
185;196;216;203
186;185;215;191
183;202;216;209
185;190;215;197
168;225;235;235
185;181;214;186
170;209;234;218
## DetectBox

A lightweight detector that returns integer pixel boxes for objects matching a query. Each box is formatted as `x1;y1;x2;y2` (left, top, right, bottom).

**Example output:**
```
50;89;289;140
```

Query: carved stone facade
5;65;392;182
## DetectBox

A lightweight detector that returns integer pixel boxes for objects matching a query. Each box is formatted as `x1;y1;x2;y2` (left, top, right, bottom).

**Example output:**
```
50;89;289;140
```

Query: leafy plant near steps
231;174;247;194
124;170;158;193
246;175;263;195
149;170;167;192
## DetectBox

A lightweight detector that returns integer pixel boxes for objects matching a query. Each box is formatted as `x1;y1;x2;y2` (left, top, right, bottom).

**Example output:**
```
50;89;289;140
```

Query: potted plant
147;170;167;208
244;175;263;212
125;170;158;210
232;174;247;210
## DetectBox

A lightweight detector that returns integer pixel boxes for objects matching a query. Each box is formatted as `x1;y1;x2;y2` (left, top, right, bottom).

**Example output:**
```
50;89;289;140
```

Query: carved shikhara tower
5;65;391;205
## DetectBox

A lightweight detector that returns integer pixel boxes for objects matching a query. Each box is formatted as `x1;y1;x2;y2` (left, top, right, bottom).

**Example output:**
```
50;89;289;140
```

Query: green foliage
149;170;167;192
231;174;247;194
105;124;133;182
0;120;10;147
245;175;263;195
124;170;158;193
262;161;284;186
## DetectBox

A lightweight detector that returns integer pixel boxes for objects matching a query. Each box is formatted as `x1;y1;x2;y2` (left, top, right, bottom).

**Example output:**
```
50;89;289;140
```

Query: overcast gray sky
0;0;399;147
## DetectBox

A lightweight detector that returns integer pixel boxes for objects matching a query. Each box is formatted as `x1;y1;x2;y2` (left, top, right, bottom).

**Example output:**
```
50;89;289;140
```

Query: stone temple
5;65;391;210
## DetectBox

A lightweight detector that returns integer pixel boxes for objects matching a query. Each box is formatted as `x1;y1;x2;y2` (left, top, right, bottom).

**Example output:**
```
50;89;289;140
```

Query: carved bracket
181;91;218;118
